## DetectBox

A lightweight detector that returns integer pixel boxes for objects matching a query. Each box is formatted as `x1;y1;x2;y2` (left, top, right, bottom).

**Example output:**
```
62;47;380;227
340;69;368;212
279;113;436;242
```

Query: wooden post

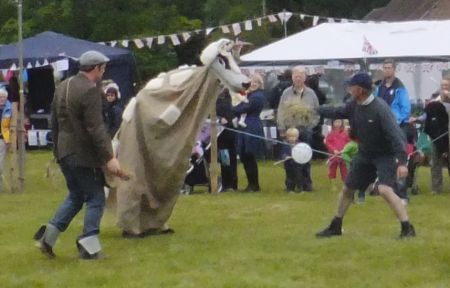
17;0;26;191
9;102;20;193
209;108;219;195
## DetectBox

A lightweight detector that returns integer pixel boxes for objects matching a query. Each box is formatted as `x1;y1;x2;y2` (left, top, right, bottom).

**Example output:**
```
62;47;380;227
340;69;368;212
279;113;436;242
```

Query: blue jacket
233;89;265;157
374;78;411;124
1;100;12;143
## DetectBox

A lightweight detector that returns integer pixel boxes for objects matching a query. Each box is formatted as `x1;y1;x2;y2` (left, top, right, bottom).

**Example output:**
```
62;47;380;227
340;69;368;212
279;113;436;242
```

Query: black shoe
244;186;260;192
316;226;342;238
399;224;416;239
34;225;56;259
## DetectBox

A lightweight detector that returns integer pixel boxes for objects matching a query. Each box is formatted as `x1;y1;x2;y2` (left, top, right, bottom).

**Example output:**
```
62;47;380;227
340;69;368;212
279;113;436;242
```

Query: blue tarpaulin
0;31;136;100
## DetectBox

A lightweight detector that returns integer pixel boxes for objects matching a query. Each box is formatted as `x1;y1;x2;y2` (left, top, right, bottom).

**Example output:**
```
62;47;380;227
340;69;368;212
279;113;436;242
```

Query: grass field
1;151;449;288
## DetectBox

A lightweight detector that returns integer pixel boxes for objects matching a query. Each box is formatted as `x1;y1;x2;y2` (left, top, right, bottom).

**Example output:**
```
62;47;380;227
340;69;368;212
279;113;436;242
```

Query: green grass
1;151;450;288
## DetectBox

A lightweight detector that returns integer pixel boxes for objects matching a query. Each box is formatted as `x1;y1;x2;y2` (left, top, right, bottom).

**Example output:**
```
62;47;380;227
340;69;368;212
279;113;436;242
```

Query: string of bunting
99;11;375;49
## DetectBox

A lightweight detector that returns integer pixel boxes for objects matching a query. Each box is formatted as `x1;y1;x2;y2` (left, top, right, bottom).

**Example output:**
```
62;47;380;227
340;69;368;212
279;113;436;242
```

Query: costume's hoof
141;228;175;237
122;231;143;239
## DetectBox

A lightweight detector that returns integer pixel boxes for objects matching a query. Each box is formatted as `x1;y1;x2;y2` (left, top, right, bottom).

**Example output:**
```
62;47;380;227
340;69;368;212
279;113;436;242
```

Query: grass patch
0;151;449;287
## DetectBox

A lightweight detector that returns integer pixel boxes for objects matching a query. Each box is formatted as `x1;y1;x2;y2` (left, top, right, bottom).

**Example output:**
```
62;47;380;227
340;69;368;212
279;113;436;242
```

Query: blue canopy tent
0;31;136;111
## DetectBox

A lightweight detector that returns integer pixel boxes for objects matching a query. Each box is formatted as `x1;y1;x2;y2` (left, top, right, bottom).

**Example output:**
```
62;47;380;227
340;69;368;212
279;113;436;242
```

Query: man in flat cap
34;50;123;259
315;72;416;239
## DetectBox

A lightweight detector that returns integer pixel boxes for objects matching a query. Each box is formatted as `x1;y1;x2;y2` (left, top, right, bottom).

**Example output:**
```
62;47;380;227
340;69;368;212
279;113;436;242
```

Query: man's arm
379;104;407;165
317;101;353;120
397;87;411;123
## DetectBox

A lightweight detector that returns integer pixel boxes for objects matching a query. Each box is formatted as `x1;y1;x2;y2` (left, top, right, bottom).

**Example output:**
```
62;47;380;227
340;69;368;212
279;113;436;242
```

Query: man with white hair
0;88;12;192
277;66;319;191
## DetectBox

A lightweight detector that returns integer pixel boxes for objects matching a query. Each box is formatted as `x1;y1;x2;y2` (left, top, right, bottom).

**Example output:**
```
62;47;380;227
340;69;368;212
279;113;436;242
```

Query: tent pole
17;0;26;192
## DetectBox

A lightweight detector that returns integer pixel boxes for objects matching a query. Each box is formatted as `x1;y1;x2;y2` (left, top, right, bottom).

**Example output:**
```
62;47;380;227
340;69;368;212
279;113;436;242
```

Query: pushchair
180;121;224;195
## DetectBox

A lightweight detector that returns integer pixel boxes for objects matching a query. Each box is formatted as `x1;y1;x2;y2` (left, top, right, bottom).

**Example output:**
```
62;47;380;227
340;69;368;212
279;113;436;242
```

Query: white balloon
291;143;313;164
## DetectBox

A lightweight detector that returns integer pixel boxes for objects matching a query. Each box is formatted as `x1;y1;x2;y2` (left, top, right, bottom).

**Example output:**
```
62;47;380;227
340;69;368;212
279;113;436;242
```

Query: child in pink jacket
324;119;349;183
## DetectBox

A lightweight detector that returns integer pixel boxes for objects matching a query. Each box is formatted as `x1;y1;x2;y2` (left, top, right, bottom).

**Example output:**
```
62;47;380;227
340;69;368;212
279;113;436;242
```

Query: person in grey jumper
315;72;415;239
277;66;319;191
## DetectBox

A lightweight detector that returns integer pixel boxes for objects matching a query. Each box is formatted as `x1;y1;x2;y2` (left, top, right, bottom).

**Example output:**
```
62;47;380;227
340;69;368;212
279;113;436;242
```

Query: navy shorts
345;153;397;191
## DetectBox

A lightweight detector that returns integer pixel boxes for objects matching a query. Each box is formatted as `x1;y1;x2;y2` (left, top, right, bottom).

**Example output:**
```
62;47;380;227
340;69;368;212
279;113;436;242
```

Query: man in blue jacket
374;59;412;203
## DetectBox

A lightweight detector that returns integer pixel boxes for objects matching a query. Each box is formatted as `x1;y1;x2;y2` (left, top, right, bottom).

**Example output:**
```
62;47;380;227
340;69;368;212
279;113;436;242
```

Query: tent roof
0;31;131;68
241;20;450;65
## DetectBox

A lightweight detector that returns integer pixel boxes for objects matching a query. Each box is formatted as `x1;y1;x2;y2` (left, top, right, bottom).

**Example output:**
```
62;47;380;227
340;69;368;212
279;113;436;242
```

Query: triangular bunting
157;35;165;45
146;37;153;48
182;32;191;42
256;18;262;26
206;28;214;36
221;25;230;33
134;39;144;49
110;41;117;47
300;14;306;21
121;40;129;47
26;63;32;69
43;59;49;66
244;20;253;31
170;34;180;46
312;16;319;26
232;23;241;36
278;11;292;23
268;14;278;23
11;63;17;70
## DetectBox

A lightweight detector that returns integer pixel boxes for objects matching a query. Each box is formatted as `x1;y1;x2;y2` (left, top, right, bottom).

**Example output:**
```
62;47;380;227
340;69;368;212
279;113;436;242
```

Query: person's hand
333;150;340;155
220;118;228;125
106;157;124;177
409;116;417;123
397;165;408;178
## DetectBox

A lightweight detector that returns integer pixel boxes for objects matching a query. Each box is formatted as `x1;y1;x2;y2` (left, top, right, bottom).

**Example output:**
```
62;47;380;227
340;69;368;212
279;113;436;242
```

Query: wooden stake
209;108;219;195
9;102;19;193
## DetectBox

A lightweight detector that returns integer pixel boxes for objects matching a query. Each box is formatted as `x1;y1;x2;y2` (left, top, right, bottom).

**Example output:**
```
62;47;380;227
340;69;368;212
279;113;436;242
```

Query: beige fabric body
114;67;220;234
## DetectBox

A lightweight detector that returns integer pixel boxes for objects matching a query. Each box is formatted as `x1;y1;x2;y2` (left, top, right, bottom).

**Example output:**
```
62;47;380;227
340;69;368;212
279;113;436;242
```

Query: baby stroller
180;121;224;195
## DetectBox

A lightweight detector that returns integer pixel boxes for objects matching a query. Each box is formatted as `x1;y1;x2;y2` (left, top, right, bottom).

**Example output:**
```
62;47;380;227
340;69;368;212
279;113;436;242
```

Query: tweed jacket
51;72;113;167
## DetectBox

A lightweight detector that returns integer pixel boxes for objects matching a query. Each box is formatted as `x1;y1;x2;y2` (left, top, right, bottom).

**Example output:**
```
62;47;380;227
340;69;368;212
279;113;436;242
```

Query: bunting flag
146;37;153;48
256;17;262;26
232;23;241;36
244;20;253;31
312;16;319;26
268;14;278;23
99;11;367;50
182;32;191;42
221;25;230;34
170;34;180;46
134;39;144;49
362;36;378;55
157;35;165;45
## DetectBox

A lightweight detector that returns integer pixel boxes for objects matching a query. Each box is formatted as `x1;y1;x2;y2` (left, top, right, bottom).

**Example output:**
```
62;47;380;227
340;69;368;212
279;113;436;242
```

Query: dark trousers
218;131;238;190
284;160;304;191
240;152;260;190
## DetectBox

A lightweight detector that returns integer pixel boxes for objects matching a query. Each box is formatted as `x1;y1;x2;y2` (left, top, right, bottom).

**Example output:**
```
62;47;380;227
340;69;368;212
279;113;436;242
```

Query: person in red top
325;119;350;183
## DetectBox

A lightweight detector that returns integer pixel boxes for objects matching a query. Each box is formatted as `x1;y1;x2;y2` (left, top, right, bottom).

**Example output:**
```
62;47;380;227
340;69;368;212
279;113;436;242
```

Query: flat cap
79;50;110;66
